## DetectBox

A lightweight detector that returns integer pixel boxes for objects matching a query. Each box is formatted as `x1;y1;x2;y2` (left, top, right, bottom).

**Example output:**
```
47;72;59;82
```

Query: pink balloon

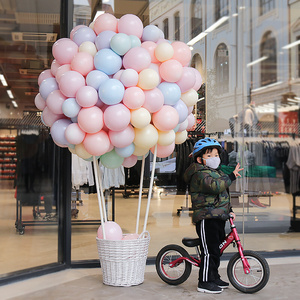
103;104;130;131
109;124;135;148
123;87;145;109
113;69;124;80
83;130;110;156
35;93;46;110
123;47;151;73
172;41;192;66
120;69;139;87
65;123;86;145
93;13;118;35
122;233;139;240
52;38;79;65
186;113;196;130
192;68;203;91
55;64;71;83
152;105;179;131
38;69;54;85
78;106;104;133
76;86;98;107
148;63;161;85
159;59;183;82
71;52;94;76
50;60;61;76
176;67;196;93
70;25;86;40
46;90;67;115
151;142;175;158
143;88;164;113
42;107;64;127
59;71;86;98
97;221;123;240
122;155;138;168
141;41;159;63
118;14;143;38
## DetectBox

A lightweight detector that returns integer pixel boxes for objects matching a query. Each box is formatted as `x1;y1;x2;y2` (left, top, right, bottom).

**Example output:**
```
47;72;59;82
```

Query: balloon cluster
35;13;201;169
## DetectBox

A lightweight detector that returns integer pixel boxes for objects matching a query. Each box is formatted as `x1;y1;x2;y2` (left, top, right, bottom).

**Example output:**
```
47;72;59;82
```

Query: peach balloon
157;130;176;146
154;42;174;62
93;13;118;35
71;52;94;76
55;64;71;83
181;89;199;107
175;130;188;144
172;41;192;66
138;68;160;90
75;143;92;159
83;131;110;156
159;59;183;82
141;41;159;63
78;106;104;133
130;107;151;128
152;105;179;131
134;124;158;149
143;87;164;113
118;14;143;38
123;87;145;109
65;123;86;145
50;59;61;76
151;142;175;158
122;155;138;168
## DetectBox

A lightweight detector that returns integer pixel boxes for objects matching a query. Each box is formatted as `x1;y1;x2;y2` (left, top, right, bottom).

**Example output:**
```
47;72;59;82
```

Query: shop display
0;136;17;180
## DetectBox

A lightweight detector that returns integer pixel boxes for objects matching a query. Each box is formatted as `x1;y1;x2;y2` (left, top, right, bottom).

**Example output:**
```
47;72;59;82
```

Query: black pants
196;218;226;283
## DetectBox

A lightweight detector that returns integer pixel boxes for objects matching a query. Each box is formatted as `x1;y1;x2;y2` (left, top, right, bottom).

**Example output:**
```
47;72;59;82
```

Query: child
183;137;243;294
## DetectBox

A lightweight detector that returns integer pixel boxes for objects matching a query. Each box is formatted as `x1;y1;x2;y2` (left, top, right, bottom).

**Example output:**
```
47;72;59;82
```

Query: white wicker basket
96;231;150;287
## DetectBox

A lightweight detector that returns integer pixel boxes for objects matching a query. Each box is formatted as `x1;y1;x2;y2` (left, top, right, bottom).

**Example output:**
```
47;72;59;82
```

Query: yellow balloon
137;68;159;90
68;145;76;154
133;145;149;156
79;41;98;56
131;107;151;128
75;143;92;159
134;124;158;149
154;42;174;62
158;130;176;146
181;89;198;107
175;130;188;144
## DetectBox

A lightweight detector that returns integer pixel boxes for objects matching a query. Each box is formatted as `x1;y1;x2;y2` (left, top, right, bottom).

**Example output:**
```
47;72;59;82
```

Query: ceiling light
0;74;8;86
11;100;18;108
7;90;14;99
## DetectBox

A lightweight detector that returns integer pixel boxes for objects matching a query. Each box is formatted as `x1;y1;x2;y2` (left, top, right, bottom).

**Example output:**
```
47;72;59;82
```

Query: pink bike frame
169;217;251;274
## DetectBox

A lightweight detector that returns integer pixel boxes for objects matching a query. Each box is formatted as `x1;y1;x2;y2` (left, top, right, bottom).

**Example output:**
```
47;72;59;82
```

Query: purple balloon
72;26;96;46
39;77;58;100
172;99;188;123
86;70;109;90
50;119;72;147
95;30;116;50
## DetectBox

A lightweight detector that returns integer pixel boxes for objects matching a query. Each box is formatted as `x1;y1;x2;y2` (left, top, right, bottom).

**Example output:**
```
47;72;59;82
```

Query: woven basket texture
96;232;150;286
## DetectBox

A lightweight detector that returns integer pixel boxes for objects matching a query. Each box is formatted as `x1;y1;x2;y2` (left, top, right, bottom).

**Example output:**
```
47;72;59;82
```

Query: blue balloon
98;78;125;105
86;70;109;90
94;49;122;75
158;82;181;105
115;143;135;158
110;33;131;56
62;97;81;118
129;35;141;48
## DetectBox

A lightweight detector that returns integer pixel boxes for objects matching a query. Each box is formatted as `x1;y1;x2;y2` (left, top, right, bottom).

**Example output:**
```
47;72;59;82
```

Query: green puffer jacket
183;162;236;224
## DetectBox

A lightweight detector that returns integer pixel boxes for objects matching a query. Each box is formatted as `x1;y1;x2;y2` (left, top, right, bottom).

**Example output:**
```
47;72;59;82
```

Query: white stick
143;145;157;233
135;155;145;234
93;156;106;239
97;162;108;222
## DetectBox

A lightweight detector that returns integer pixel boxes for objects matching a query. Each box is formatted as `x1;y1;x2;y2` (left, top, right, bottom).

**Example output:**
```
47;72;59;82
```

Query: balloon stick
135;154;145;234
93;156;106;239
143;145;157;233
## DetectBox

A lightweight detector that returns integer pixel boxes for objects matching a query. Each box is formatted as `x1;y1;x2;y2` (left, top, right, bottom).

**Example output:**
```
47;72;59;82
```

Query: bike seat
182;237;201;247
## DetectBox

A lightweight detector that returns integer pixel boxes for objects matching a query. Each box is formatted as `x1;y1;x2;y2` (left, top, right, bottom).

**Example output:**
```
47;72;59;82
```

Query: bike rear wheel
227;250;270;293
155;244;192;285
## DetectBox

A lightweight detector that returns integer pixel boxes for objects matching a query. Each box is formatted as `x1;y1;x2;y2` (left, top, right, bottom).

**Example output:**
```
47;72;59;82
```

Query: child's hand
233;163;244;178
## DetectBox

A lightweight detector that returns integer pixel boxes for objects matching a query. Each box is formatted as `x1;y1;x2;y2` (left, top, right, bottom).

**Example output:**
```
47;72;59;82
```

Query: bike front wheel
155;244;192;285
227;250;270;293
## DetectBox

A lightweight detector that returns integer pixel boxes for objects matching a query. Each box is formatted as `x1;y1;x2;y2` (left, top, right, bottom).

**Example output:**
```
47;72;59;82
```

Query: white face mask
203;157;220;169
